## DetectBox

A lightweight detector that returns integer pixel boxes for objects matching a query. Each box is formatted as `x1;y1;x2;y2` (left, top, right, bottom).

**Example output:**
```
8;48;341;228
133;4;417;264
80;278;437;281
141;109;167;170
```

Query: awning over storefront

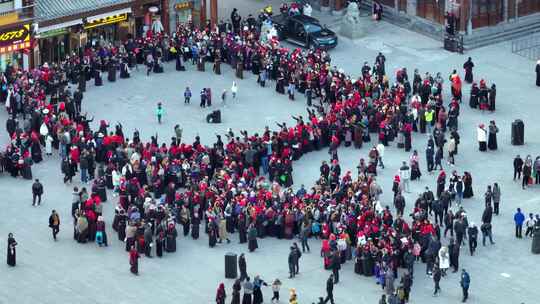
38;19;83;34
86;8;132;23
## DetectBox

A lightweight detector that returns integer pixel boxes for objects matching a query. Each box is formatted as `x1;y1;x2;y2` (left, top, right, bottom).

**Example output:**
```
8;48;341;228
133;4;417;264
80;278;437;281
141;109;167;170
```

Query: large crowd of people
2;4;540;304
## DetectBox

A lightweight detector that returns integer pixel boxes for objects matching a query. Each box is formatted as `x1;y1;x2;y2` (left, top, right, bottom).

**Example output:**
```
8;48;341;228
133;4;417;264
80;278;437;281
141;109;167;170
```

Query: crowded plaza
1;0;540;303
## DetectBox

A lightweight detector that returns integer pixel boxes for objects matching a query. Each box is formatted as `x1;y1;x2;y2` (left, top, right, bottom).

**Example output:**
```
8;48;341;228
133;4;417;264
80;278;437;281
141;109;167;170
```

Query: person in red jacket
129;245;140;275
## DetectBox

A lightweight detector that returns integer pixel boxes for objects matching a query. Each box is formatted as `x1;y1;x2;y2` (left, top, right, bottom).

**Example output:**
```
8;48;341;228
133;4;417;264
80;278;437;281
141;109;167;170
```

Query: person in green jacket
156;102;164;124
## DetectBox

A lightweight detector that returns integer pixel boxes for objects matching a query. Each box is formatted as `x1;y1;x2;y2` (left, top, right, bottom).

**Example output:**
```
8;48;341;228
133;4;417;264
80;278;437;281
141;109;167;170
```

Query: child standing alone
156;102;164;124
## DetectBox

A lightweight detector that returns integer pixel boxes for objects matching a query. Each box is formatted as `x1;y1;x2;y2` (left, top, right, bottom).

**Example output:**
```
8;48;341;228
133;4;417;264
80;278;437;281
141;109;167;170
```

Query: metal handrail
511;32;540;61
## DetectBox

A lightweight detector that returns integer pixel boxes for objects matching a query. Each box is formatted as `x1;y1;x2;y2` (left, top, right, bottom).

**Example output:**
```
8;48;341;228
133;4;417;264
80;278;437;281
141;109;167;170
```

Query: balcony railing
0;1;35;26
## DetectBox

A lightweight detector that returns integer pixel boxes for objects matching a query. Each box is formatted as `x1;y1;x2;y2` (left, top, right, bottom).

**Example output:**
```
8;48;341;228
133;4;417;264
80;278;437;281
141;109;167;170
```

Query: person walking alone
129;245;140;275
184;87;192;104
7;233;17;266
239;253;248;281
156;102;164;124
460;269;471;302
432;265;442;296
48;210;60;241
323;274;335;304
514;208;525;238
467;222;478;256
221;89;227;106
271;278;281;303
231;82;238;101
32;178;43;206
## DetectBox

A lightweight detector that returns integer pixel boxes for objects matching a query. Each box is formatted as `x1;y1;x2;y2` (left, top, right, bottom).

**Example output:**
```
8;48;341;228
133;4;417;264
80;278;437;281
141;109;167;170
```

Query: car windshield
304;23;322;33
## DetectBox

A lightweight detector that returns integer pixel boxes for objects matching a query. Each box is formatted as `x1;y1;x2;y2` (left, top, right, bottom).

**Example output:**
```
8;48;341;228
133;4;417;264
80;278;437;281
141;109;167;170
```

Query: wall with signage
84;13;128;29
0;23;31;54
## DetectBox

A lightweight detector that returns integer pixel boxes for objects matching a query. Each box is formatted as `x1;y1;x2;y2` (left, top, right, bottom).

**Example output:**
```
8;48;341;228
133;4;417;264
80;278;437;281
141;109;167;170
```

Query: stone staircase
462;14;540;50
346;1;540;51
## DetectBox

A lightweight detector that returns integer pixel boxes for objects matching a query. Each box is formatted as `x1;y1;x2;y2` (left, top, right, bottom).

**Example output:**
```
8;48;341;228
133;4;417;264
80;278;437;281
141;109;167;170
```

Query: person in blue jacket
514;207;525;238
460;269;470;302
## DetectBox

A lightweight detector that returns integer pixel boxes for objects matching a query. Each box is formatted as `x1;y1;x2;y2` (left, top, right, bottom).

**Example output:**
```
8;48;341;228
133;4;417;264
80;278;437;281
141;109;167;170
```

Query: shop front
132;1;167;39
170;0;199;29
37;19;83;64
0;23;33;71
83;8;133;47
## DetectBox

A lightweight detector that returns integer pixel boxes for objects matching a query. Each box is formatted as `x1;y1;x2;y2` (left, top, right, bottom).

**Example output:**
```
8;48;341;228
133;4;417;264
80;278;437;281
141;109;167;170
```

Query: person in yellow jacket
425;107;434;134
289;288;298;304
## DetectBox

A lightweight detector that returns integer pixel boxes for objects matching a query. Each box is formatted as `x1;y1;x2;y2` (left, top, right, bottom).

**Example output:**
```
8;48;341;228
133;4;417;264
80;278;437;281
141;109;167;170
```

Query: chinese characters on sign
0;24;31;54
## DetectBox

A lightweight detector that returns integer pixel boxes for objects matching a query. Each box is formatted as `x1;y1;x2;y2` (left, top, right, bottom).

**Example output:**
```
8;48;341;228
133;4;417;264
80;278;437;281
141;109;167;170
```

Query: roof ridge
36;0;133;21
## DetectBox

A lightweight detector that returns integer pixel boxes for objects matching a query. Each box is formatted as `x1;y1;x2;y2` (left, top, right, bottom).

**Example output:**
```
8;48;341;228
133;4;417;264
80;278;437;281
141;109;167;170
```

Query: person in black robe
354;247;364;275
463;57;474;83
154;58;164;73
120;61;130;78
488;121;499;150
209;220;218;247
488;84;496;111
276;73;285;94
78;69;86;92
213;54;221;75
536;60;540;86
231;279;241;304
197;56;205;72
21;156;33;180
107;59;116;82
117;210;127;241
463;172;474;198
94;70;103;86
236;53;244;79
238;215;247;243
363;251;374;277
165;222;177;252
191;212;200;239
252;54;260;75
469;83;479;108
247;224;258;252
31;140;42;163
156;229;164;257
7;233;17;266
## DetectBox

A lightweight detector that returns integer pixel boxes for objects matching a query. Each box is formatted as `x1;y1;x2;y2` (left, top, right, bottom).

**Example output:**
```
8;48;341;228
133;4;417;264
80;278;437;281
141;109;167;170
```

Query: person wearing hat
476;123;487;151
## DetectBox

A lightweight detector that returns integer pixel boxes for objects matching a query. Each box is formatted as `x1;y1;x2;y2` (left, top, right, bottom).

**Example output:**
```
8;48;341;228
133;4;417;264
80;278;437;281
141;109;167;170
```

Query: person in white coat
438;246;450;276
45;134;53;156
112;169;121;196
477;123;487;151
376;143;385;168
231;82;238;100
399;161;411;192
